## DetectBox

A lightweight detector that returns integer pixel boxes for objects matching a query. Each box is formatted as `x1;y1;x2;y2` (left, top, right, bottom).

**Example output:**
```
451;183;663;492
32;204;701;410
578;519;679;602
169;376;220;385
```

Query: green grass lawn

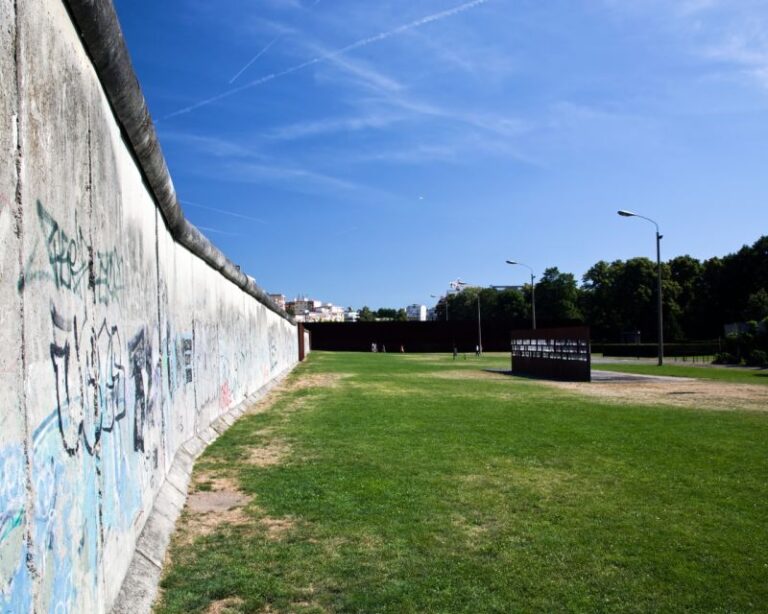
595;361;768;385
156;352;768;613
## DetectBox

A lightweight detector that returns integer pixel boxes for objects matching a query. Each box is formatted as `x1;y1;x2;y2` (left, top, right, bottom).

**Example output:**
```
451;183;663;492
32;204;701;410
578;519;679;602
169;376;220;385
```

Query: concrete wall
1;1;299;612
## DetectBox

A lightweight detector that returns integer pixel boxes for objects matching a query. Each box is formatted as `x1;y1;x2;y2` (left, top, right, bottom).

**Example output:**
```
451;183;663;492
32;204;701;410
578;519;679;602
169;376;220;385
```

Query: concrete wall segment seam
12;0;41;605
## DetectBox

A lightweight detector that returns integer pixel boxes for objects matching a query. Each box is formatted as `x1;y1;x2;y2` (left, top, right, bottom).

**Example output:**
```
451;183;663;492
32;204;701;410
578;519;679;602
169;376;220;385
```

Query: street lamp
476;292;482;355
453;280;483;356
617;209;664;366
505;260;536;329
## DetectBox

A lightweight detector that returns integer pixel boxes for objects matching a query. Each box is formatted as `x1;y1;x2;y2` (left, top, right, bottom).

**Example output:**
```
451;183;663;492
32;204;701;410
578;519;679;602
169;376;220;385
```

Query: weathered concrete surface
0;0;300;612
0;4;31;614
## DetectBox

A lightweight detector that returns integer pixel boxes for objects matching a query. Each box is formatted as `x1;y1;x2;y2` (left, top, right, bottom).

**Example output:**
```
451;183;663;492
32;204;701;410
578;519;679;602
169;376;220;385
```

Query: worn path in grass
156;352;768;614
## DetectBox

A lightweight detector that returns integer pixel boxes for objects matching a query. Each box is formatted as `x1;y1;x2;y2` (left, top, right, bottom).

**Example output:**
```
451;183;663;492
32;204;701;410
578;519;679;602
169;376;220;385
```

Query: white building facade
406;304;428;321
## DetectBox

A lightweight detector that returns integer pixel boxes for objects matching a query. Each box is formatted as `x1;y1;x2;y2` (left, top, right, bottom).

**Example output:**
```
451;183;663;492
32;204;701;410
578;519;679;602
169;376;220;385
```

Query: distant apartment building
406;304;428;321
268;294;286;311
345;309;360;322
288;297;321;316
284;296;347;322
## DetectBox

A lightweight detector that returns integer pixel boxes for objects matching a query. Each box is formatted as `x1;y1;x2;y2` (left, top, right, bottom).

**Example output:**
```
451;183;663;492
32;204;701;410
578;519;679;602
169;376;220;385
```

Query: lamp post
505;261;536;329
453;280;483;356
618;210;664;366
476;292;482;355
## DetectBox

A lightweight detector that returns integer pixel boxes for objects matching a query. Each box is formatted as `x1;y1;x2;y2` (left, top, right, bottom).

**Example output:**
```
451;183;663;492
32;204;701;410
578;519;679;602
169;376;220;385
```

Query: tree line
358;307;408;322
433;235;768;342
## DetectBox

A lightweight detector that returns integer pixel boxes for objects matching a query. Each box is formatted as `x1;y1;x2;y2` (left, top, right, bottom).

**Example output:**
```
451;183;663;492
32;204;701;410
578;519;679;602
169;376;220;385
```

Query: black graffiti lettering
50;333;79;457
93;320;126;434
182;337;193;384
128;329;153;453
50;305;128;457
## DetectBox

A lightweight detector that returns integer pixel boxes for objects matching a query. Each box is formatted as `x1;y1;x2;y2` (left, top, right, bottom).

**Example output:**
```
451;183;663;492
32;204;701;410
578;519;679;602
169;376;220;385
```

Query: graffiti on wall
0;445;31;614
50;304;127;457
18;200;124;304
32;402;101;613
182;337;193;384
128;328;156;455
5;196;300;613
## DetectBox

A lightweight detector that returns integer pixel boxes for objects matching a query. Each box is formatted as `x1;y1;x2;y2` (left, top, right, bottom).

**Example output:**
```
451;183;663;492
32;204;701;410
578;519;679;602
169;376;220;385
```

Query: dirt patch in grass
188;490;250;514
245;387;285;415
428;369;511;382
205;597;245;614
177;475;253;545
244;373;349;417
284;372;349;391
544;379;768;412
259;515;297;541
288;599;326;613
280;397;313;415
247;440;290;467
452;514;490;542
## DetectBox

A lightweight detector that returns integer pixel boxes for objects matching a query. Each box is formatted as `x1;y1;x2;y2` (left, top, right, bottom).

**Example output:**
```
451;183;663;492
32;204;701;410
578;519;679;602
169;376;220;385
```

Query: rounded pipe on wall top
62;0;293;323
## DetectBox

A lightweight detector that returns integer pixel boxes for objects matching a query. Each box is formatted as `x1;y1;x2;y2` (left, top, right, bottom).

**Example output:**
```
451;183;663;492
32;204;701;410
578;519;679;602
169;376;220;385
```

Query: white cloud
601;0;768;92
222;161;361;192
266;112;406;141
160;131;262;158
703;24;768;89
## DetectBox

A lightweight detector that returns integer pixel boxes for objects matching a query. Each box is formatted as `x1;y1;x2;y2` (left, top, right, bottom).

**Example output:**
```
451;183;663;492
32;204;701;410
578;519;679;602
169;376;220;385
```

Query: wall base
110;365;296;614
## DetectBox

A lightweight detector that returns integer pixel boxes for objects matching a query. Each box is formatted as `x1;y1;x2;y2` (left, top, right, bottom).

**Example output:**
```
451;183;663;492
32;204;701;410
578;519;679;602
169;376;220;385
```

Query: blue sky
114;0;768;309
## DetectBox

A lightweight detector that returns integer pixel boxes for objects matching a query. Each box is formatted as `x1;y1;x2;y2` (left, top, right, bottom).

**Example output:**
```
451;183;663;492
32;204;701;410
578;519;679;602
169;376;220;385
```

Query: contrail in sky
196;225;242;237
229;34;284;84
162;0;490;121
182;200;267;224
229;0;324;83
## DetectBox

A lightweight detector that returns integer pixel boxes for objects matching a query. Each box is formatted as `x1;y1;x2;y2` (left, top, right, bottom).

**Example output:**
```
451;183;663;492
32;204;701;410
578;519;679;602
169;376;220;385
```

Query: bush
713;352;739;365
746;350;768;368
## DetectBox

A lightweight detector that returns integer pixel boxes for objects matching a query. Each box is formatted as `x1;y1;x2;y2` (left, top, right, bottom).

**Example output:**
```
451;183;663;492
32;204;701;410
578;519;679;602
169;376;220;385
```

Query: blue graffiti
0;445;31;614
32;412;102;613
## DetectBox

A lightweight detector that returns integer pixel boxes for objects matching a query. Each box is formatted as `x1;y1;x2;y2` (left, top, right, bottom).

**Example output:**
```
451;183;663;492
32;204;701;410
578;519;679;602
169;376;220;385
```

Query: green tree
494;287;528;322
438;287;527;323
582;258;658;341
746;288;768;321
668;255;703;339
358;306;375;322
535;267;583;323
